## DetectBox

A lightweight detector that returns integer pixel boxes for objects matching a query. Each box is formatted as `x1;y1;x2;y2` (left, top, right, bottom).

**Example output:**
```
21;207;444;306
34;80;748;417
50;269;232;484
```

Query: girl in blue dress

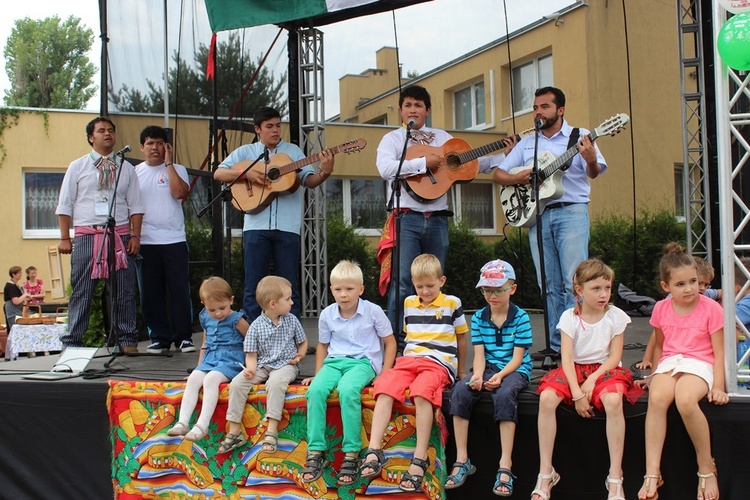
167;277;249;441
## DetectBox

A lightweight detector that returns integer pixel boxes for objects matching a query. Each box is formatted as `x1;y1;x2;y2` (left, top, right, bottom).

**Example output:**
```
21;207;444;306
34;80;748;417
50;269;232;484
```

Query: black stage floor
0;314;748;499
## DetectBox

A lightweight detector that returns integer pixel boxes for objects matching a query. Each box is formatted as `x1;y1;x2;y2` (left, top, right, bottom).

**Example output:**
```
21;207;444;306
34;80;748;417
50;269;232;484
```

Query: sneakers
146;342;169;354
531;347;560;361
179;340;197;353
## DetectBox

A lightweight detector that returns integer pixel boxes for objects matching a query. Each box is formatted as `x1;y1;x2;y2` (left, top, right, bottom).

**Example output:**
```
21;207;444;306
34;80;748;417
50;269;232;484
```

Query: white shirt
135;162;189;244
56;151;144;227
557;305;631;364
376;126;501;212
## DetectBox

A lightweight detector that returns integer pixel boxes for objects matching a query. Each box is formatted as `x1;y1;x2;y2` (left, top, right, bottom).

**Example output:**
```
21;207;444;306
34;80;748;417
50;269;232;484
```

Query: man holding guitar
494;87;607;361
214;107;335;322
377;85;516;347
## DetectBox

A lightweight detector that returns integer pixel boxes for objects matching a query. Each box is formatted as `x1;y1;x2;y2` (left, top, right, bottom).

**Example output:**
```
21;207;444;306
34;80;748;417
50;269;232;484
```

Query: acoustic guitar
499;113;629;229
229;139;366;214
402;129;533;203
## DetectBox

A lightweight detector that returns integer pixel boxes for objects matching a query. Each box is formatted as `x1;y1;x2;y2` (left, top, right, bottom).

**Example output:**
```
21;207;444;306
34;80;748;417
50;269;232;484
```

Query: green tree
110;32;287;117
4;16;96;109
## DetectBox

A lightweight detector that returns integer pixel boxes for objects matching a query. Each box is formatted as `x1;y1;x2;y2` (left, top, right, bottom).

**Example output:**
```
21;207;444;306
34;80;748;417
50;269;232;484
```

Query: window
511;54;553;113
454;81;486;130
23;171;65;238
449;182;495;232
674;164;686;220
326;178;388;235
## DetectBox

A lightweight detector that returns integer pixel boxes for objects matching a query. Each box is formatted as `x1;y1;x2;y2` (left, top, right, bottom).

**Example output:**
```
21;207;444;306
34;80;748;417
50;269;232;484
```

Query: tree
110;32;287;117
4;16;97;109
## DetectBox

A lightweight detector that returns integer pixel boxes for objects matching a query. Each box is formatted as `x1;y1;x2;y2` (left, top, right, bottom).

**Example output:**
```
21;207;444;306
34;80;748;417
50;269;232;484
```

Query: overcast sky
0;0;575;118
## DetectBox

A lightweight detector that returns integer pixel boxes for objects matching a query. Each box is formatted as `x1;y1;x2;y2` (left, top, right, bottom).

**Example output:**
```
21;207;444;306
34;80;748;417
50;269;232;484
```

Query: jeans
386;211;449;348
528;203;590;352
243;230;301;322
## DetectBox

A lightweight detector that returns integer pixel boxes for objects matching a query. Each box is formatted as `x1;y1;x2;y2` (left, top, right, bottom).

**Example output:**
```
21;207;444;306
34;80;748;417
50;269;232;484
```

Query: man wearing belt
495;86;607;359
377;85;514;348
56;116;144;351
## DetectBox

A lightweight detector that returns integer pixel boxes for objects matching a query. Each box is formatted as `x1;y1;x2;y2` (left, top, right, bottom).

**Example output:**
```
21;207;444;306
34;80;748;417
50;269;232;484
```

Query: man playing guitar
494;86;607;365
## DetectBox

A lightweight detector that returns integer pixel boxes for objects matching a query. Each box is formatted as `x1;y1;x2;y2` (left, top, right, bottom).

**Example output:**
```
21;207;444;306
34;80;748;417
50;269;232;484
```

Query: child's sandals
399;456;430;493
359;448;389;478
217;432;247;454
493;467;516;497
260;432;278;452
166;421;190;437
697;460;719;500
530;468;560;500
444;460;476;489
301;451;329;483
637;473;663;500
337;455;359;485
605;476;626;500
184;423;207;441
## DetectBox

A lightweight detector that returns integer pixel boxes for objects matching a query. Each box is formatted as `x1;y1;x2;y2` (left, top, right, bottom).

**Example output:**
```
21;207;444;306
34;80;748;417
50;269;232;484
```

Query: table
7;323;66;360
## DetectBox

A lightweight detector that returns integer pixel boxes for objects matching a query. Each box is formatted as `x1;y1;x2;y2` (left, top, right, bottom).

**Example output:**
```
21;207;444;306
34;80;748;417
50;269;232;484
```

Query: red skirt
537;362;645;411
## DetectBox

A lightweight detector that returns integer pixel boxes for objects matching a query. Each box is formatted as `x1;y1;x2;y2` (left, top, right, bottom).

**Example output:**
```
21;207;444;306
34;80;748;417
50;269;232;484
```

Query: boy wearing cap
445;260;533;496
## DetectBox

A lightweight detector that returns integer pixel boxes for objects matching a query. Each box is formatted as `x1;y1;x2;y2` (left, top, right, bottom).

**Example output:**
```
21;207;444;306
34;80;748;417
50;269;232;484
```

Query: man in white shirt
135;125;194;354
56;116;144;351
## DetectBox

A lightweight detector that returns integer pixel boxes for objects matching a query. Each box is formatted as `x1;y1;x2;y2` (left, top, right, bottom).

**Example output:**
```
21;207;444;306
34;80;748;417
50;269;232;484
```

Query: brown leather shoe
122;345;139;355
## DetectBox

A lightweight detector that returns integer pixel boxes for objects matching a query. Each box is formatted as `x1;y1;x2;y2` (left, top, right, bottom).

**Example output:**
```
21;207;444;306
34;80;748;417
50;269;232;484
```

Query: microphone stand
102;151;171;369
531;121;555;371
385;122;413;352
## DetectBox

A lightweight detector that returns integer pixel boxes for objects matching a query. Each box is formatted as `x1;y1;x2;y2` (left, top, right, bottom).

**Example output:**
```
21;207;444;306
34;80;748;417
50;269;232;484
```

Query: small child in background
218;276;307;454
300;260;396;485
167;277;249;441
637;243;729;500
532;259;643;500
445;260;532;496
360;254;468;493
23;266;45;305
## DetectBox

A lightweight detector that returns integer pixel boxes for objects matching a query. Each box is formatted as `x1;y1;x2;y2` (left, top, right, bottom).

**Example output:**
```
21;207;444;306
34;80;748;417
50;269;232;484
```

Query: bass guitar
402;129;532;203
229;139;366;214
499;114;629;229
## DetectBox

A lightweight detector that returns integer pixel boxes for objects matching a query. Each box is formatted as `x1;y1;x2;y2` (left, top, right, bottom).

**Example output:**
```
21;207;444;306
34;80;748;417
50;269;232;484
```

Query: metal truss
298;28;328;317
678;0;711;259
712;4;750;394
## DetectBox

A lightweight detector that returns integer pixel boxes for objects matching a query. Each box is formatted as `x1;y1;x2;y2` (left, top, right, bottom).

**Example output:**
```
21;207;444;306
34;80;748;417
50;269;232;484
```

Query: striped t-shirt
471;303;533;380
402;293;468;380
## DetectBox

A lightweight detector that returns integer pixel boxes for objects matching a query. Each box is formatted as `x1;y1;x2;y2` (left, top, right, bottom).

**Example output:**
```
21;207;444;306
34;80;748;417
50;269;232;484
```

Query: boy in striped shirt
360;254;468;492
445;259;532;495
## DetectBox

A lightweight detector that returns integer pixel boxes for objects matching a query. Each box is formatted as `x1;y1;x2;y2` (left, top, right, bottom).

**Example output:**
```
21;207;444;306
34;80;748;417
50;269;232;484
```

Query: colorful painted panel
108;381;447;499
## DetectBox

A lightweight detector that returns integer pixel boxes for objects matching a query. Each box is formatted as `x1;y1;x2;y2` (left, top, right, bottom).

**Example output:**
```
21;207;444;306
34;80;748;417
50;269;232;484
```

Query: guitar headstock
594;113;630;137
340;138;367;154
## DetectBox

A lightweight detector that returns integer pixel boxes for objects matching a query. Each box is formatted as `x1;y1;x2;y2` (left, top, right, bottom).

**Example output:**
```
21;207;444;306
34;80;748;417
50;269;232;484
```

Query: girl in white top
532;259;644;500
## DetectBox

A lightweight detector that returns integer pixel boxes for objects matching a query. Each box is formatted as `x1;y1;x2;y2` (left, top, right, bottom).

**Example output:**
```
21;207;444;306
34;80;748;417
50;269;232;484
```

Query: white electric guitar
500;113;629;228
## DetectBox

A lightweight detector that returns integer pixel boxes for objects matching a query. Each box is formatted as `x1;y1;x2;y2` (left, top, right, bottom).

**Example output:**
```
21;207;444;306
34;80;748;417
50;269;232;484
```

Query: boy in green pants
301;260;397;485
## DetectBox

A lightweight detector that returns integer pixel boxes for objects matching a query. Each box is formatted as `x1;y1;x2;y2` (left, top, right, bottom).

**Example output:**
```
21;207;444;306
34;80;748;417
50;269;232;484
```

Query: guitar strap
561;127;580;171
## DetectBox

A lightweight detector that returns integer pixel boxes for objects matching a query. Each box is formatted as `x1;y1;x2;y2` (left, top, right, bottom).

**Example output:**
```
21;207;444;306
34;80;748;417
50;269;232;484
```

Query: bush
492;227;543;311
443;219;494;310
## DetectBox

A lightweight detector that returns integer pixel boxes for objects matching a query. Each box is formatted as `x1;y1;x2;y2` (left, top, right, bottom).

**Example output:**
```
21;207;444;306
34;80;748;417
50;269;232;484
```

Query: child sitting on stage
360;254;468;493
167;277;249;441
445;260;532;496
300;260;396;485
218;275;308;454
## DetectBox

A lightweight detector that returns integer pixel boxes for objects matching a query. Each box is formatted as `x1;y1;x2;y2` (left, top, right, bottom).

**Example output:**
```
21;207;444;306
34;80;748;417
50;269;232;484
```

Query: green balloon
718;13;750;71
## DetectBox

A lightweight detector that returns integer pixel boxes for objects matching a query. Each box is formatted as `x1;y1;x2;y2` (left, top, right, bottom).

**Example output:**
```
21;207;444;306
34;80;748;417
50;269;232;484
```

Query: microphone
534;119;544;131
116;145;132;156
264;147;269;163
406;119;416;129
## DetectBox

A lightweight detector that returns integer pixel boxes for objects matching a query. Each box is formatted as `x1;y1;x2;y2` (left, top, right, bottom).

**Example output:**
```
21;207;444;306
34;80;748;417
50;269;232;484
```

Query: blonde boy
360;254;468;492
218;276;308;454
300;260;396;485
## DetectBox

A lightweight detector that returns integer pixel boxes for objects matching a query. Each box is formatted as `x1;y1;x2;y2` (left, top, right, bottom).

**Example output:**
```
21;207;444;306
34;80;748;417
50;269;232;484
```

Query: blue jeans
243;229;301;322
528;203;590;352
387;211;449;348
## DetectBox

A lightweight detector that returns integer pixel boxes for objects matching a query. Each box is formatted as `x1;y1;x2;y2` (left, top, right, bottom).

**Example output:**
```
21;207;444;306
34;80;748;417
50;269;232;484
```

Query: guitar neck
276;144;345;176
456;135;520;165
538;132;598;182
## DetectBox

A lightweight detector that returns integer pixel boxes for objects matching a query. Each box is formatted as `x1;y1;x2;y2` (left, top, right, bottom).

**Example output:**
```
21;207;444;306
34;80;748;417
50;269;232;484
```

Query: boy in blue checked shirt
218;275;308;454
445;260;532;496
300;260;396;485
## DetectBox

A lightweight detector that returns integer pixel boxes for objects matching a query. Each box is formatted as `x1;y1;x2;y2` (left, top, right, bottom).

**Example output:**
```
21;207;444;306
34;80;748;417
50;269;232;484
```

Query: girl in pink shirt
638;243;729;500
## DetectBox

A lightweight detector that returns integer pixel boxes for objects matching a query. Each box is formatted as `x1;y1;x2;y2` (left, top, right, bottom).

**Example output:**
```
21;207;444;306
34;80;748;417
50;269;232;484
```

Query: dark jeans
450;366;529;424
242;230;301;322
136;242;192;347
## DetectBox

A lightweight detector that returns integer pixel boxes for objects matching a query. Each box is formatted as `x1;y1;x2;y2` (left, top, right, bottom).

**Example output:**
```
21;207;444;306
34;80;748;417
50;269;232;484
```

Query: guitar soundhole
445;154;460;170
267;168;281;181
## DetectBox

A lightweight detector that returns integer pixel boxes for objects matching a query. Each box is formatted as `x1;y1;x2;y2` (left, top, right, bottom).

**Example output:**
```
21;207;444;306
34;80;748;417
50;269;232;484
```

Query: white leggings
177;369;229;431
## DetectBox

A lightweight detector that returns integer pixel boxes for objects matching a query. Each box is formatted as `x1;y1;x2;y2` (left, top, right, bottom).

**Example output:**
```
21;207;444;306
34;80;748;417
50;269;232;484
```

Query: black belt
401;208;453;217
545;202;578;210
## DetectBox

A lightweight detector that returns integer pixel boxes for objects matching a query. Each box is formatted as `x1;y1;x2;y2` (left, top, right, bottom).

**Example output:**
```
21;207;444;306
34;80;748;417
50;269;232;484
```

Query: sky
0;0;575;119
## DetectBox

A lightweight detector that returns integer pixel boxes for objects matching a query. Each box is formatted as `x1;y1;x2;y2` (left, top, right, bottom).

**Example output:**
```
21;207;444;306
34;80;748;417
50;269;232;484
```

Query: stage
1;315;749;499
